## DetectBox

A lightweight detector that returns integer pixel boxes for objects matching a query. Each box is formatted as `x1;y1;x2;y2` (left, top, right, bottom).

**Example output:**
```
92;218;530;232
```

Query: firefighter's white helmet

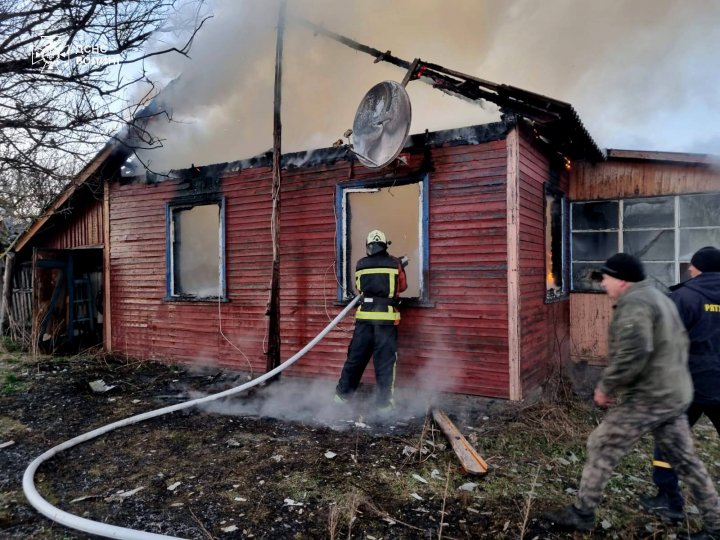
366;229;387;245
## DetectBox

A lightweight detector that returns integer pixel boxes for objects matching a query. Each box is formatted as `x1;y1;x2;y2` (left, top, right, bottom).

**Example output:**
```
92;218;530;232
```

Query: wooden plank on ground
432;409;489;475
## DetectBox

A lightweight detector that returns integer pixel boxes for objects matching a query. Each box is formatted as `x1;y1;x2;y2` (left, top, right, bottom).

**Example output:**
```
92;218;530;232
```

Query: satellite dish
351;80;412;168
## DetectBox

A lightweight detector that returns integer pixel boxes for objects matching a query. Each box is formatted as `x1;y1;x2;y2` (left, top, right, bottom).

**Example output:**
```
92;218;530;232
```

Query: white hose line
23;295;361;540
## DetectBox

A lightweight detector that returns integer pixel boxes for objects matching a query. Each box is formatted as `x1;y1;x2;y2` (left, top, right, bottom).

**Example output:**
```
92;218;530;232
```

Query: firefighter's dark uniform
650;270;720;512
335;249;407;409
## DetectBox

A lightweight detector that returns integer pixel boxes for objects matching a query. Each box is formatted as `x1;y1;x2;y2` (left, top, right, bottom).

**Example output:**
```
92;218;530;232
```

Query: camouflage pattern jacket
598;280;692;409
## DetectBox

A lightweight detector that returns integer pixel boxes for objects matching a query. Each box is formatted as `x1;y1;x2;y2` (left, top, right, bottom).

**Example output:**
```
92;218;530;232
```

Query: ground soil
1;352;719;539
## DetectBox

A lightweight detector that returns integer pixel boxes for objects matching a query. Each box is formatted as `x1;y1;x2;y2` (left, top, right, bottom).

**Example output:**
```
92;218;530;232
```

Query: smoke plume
141;0;720;172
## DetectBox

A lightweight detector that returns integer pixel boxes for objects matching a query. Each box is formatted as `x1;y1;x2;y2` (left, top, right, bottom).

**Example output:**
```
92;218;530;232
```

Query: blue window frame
165;196;226;300
335;174;430;305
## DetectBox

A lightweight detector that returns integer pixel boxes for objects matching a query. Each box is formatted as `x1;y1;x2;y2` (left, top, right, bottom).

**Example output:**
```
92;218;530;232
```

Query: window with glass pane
570;200;619;291
623;197;674;229
571;193;720;292
572;201;619;230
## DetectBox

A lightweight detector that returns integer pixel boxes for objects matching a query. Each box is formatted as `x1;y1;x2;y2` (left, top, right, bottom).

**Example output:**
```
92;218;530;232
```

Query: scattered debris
458;482;478;492
270;454;283;462
411;473;428;484
410;493;424;501
324;451;337;459
402;445;417;456
284;498;304;507
221;525;238;533
430;469;443;480
234;497;247;502
89;379;115;393
167;482;181;491
226;439;241;447
70;495;101;503
601;519;612;529
104;487;145;502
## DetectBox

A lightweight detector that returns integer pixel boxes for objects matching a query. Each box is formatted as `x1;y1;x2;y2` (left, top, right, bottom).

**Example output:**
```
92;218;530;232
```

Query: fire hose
23;295;361;540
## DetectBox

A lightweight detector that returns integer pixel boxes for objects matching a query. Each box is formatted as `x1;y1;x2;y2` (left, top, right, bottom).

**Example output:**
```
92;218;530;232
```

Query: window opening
545;184;568;302
167;199;225;299
337;176;429;303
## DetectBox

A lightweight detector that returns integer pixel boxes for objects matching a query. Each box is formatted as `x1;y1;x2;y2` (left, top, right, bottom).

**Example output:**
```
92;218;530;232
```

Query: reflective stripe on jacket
354;251;407;325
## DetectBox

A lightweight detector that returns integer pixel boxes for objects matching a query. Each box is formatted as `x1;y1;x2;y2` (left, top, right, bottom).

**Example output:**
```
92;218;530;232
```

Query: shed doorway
33;248;104;353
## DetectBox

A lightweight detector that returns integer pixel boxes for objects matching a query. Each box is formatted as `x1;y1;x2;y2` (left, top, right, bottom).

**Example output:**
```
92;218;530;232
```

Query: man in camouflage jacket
543;253;720;539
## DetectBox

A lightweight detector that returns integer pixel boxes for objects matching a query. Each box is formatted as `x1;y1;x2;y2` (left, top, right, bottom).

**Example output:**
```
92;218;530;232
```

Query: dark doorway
33;248;103;353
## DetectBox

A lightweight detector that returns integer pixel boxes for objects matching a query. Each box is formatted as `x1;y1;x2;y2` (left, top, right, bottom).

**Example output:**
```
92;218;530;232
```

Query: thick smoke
139;0;720;173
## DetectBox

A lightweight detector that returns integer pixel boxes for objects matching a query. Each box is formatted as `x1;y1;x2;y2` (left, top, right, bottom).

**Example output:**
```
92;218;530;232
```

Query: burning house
2;19;719;403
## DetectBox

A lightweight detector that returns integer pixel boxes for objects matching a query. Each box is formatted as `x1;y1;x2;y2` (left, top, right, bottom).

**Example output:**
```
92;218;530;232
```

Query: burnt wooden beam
293;17;560;121
432;409;489;475
292;16;603;162
292;16;412;71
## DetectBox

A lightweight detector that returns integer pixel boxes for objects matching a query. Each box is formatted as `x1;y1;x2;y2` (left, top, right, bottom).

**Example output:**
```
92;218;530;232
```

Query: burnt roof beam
293;15;603;162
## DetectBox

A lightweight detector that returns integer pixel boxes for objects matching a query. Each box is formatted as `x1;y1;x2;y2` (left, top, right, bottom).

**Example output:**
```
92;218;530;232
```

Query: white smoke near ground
137;0;720;173
194;376;434;431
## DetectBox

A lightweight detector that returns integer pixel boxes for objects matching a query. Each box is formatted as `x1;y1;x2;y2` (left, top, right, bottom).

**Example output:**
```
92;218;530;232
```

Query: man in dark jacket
543;253;720;539
640;246;720;522
334;229;407;412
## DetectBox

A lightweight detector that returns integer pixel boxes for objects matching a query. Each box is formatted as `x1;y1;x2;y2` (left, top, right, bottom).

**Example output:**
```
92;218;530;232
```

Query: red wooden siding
41;192;104;249
108;138;512;398
516;130;570;395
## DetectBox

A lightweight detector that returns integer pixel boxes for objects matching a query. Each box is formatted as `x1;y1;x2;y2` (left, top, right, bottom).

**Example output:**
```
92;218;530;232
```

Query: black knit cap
690;246;720;273
598;253;646;282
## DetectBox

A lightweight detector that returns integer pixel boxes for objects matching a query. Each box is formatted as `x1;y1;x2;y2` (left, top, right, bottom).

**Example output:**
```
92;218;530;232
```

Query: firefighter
640;246;720;522
334;229;408;412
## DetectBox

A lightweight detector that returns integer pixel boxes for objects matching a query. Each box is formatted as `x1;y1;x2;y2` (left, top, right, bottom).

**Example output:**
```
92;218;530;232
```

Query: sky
138;0;720;172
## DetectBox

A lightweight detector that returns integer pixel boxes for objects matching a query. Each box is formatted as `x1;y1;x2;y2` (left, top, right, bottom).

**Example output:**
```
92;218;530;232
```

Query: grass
469;398;720;536
4;352;720;539
1;370;28;395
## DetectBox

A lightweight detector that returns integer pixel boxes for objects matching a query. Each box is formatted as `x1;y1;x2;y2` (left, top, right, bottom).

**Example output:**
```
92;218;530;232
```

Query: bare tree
0;0;210;226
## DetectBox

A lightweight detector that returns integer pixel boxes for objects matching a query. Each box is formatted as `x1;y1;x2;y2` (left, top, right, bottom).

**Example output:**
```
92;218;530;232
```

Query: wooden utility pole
266;0;287;378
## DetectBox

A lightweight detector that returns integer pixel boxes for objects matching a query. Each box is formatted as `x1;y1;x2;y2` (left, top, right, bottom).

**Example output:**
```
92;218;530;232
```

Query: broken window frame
570;192;720;292
165;195;226;301
544;184;569;303
335;174;430;306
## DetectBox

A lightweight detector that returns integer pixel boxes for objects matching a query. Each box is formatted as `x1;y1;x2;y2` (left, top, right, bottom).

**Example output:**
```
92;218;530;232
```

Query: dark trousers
336;322;398;407
652;402;720;508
